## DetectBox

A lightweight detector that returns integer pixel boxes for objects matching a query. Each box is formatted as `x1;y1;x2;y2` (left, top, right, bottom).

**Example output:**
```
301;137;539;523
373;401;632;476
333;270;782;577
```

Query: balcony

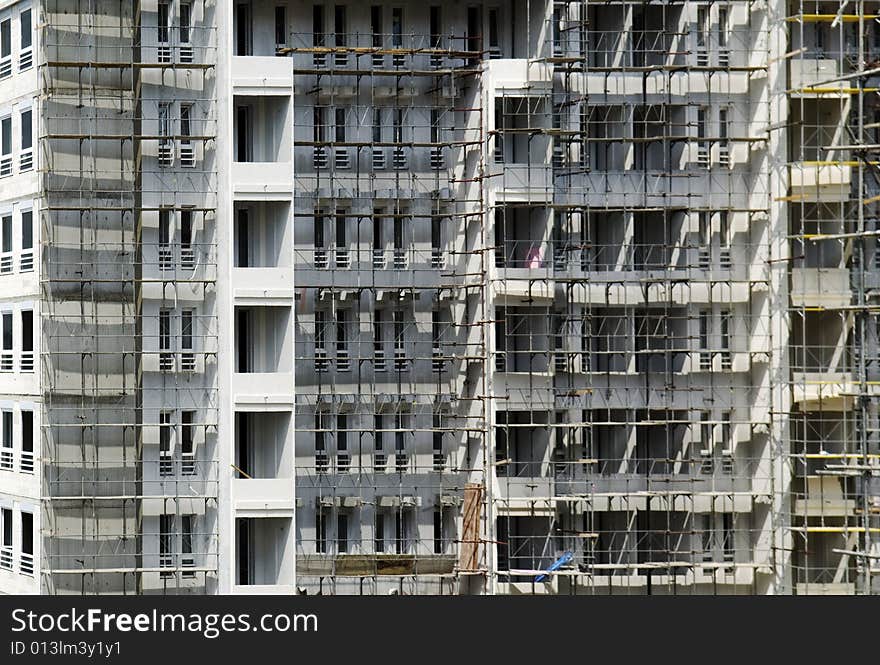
791;372;856;411
233;478;295;516
233;372;294;409
232;267;294;305
493;276;553;304
233;304;294;407
232;56;293;94
789;60;847;97
796;582;856;595
490;164;552;205
234;516;294;589
486;59;553;92
794;476;857;517
791;268;850;308
789;163;851;202
232;162;293;198
233;94;292;199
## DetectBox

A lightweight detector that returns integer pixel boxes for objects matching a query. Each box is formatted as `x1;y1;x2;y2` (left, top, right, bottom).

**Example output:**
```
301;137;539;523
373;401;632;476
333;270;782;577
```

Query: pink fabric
526;245;543;269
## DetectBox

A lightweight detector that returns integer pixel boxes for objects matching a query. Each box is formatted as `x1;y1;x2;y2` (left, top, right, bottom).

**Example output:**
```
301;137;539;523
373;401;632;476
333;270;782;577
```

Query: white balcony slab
232;162;293;199
232;56;293;94
232;267;294;304
789;163;851;202
233;372;294;409
233;478;295;516
486;59;552;91
791;268;850;308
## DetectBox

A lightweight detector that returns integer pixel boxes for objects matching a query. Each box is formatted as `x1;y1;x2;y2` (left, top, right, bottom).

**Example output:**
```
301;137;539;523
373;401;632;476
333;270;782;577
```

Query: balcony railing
18;48;31;71
19;249;33;272
19;552;33;576
0;545;11;571
0;447;12;470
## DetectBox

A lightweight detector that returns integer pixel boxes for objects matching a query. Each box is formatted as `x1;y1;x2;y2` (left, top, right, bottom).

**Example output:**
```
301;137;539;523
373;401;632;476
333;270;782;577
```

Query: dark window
181;411;194;456
236;309;250;372
313;107;325;143
181;515;194;555
20;512;32;555
181;310;194;351
159;209;171;245
335;108;346;142
235;3;251;55
21;410;32;454
432;215;442;252
275;6;286;46
375;513;384;552
430;6;441;48
237;518;251;583
19;10;31;50
433;509;443;554
159;309;171;350
1;215;10;252
158;2;170;42
180;3;191;43
1;312;11;350
372;108;381;143
20;109;31;150
467;7;481;59
21;210;32;250
316;510;327;553
335;211;346;248
1;19;11;58
1;116;11;155
313;5;325;46
1;508;11;547
236;105;251;161
159;411;172;458
334;5;346;46
337;513;348;553
391;8;402;47
488;9;499;52
181;209;193;251
159;514;173;562
371;6;382;47
180;105;191;141
237;208;249;267
20;310;32;352
2;411;11;448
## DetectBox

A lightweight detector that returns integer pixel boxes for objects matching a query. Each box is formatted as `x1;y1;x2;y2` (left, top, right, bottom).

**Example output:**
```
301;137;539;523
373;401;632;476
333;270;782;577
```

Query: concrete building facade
0;0;876;595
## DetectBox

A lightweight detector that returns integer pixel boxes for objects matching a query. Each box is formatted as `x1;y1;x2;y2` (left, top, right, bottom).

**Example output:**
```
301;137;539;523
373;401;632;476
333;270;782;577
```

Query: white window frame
18;507;34;576
0;405;12;470
18;305;33;372
18;404;34;474
0;113;12;177
0;209;11;273
19;205;34;272
0;504;12;570
0;308;11;371
179;2;193;63
180;308;195;370
0;14;12;79
18;6;32;71
18;106;32;172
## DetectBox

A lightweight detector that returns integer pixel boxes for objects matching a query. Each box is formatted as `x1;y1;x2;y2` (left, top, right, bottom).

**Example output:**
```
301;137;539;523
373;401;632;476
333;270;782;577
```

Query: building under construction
0;0;878;595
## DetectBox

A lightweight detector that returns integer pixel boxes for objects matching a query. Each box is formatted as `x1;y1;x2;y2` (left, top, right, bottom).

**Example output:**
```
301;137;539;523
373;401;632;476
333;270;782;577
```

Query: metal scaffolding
38;0;219;594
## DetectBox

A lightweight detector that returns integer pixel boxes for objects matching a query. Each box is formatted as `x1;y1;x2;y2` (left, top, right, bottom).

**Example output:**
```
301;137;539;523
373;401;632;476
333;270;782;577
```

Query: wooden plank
459;482;484;572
